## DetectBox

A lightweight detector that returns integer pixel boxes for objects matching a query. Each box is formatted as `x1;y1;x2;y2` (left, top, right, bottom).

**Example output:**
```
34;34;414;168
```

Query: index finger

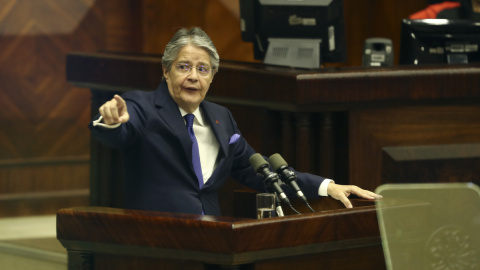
113;95;126;108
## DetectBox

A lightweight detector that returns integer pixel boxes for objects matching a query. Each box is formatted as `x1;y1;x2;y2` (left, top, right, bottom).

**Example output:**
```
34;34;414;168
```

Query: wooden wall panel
382;143;480;185
141;0;207;54
140;0;256;62
139;0;429;66
0;157;89;193
103;0;143;52
0;0;151;216
343;0;429;65
0;0;109;216
349;105;480;191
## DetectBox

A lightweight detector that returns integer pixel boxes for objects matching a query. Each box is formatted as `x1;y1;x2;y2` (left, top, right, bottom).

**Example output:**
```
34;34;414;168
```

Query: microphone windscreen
249;153;269;172
269;153;288;171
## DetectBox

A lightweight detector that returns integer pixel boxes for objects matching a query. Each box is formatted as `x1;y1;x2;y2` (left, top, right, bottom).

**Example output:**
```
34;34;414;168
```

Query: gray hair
162;27;219;74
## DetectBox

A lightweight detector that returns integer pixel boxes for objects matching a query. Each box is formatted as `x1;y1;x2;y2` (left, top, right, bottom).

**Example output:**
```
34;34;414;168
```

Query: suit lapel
200;102;231;189
154;82;193;168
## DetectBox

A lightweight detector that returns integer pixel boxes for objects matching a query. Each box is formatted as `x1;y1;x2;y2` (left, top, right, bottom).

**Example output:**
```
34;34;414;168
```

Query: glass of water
256;193;276;219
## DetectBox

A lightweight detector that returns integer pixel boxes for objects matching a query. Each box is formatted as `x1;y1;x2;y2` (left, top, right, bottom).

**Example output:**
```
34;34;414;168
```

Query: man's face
163;45;215;113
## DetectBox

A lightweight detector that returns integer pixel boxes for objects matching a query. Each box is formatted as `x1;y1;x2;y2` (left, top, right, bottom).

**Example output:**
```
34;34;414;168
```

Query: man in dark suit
89;27;381;216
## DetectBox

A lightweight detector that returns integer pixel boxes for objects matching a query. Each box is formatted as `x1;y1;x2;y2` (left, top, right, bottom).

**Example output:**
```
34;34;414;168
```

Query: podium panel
375;183;480;270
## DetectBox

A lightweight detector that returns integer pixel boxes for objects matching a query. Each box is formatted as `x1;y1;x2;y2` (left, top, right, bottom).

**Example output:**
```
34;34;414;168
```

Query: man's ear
162;67;169;80
210;70;217;81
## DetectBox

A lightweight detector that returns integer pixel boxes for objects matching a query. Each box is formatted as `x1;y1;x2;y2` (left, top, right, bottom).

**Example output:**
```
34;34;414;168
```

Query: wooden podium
57;197;385;270
63;51;480;269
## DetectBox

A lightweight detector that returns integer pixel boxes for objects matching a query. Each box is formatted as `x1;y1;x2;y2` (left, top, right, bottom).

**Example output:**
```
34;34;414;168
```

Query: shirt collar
179;107;205;127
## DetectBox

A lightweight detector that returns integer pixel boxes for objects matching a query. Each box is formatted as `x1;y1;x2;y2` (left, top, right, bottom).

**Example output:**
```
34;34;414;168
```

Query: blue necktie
184;114;204;189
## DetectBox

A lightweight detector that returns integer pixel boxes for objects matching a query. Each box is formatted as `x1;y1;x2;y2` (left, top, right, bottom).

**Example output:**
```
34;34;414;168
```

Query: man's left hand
327;183;383;208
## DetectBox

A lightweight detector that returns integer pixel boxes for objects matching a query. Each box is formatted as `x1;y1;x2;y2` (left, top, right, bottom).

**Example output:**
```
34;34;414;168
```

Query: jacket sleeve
88;92;147;150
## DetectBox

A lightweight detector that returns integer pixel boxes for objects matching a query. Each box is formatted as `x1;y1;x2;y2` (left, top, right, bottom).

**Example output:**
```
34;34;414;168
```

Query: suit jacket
89;81;326;216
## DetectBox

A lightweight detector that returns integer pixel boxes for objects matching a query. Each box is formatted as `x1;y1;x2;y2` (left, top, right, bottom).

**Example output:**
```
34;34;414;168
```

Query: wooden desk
67;52;480;210
57;198;385;270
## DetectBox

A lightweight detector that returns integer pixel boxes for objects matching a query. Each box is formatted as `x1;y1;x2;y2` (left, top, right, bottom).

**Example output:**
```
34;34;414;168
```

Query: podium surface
57;198;385;270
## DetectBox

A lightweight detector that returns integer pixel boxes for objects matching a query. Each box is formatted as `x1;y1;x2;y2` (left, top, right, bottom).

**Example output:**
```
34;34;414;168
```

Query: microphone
269;153;315;212
265;186;285;217
249;153;299;215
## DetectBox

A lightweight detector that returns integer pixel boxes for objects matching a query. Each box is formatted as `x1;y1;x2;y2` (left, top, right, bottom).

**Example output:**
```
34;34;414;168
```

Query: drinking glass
256;193;276;219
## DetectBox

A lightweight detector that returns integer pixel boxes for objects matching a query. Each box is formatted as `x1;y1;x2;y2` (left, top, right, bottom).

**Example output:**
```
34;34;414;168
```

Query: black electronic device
399;19;480;65
240;0;347;68
362;38;393;67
